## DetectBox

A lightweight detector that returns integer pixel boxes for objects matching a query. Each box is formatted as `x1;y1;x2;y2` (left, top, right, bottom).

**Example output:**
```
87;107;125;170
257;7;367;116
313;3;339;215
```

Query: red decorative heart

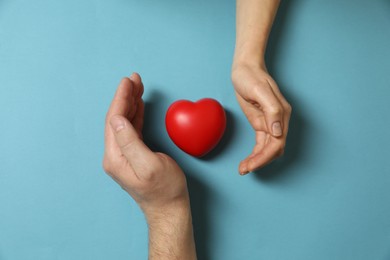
165;98;226;157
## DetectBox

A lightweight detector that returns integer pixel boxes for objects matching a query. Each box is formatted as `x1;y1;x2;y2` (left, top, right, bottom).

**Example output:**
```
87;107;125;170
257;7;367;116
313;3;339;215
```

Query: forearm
147;202;197;260
233;0;280;67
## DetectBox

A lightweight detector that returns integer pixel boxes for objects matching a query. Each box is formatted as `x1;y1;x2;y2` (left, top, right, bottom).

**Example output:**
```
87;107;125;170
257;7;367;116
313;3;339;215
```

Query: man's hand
232;63;292;175
102;73;197;259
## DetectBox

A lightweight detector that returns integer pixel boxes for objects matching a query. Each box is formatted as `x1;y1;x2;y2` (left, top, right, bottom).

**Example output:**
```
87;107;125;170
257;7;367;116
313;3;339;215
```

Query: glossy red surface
165;98;226;157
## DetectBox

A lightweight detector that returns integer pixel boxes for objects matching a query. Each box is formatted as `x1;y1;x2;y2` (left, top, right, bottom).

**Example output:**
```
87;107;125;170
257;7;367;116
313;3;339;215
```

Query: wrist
233;37;268;66
143;198;192;226
232;52;266;73
147;206;192;233
231;59;268;82
146;200;197;260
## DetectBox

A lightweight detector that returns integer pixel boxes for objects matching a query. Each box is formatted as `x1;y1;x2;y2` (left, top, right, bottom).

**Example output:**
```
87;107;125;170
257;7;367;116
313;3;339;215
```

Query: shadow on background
253;0;308;182
143;89;213;260
142;90;172;154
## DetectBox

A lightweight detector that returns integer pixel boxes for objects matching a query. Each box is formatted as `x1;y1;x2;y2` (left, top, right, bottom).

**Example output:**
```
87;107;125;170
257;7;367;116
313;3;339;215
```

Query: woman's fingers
239;136;285;174
251;82;284;137
237;81;290;174
233;66;291;175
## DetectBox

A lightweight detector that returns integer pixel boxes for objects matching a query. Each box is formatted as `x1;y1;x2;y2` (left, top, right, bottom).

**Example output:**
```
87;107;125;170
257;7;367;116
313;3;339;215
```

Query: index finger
104;78;136;160
239;136;285;174
252;83;285;137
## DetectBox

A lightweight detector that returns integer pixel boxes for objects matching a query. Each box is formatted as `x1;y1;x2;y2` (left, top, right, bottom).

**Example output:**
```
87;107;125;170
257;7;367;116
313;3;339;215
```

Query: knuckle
141;168;156;182
277;144;286;157
267;105;282;116
251;118;263;130
231;66;246;85
102;155;123;176
285;103;292;114
258;79;269;86
253;79;271;91
140;153;172;182
155;152;170;163
102;157;113;173
120;139;137;152
231;72;239;85
105;113;112;125
140;159;162;182
152;158;165;171
252;82;268;94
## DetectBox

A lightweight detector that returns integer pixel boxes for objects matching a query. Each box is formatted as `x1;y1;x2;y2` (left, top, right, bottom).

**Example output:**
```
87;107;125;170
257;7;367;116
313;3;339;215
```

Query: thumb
110;115;155;171
265;106;283;137
252;87;284;137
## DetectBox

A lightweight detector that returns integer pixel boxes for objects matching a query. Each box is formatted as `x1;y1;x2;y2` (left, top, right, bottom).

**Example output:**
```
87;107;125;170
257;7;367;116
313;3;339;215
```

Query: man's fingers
104;78;136;160
132;100;145;139
106;78;135;122
110;115;156;178
130;72;144;100
128;73;145;132
252;82;284;138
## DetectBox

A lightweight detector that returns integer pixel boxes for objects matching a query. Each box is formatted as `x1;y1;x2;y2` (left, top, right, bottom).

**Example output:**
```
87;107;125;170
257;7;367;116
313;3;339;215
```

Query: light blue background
1;0;390;259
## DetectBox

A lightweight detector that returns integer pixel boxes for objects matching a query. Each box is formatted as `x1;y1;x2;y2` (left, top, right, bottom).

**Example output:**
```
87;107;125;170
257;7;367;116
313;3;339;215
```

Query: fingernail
110;116;125;132
130;72;136;79
239;166;249;175
272;122;282;136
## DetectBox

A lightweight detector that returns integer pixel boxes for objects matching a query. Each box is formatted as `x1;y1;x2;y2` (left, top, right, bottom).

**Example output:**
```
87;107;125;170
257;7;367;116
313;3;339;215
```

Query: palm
104;74;188;210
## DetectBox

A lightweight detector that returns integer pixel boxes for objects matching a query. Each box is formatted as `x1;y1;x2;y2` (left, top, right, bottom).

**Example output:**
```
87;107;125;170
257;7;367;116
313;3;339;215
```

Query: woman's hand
232;63;292;175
